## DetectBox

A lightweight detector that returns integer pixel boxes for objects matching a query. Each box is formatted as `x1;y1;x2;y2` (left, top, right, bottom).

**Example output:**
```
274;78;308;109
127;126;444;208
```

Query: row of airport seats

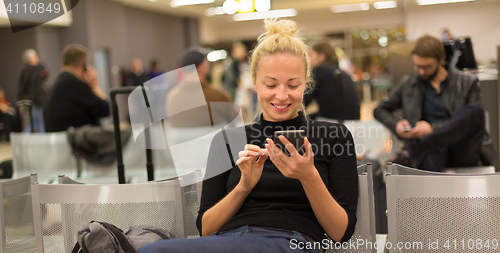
2;165;375;253
0;170;203;253
1;162;498;253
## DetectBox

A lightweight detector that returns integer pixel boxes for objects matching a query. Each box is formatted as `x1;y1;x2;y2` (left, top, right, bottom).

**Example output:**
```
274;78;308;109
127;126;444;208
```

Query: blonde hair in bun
250;19;313;121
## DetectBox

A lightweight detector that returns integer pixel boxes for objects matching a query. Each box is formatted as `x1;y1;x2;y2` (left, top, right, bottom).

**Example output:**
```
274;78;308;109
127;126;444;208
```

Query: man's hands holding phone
396;119;433;139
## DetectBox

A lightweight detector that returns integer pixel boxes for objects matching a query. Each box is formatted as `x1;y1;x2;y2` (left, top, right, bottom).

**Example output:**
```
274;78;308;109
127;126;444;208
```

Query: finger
238;150;260;158
265;143;283;165
266;140;290;169
244;144;262;152
255;153;269;166
266;138;283;157
279;135;299;156
258;149;269;156
303;137;314;160
407;131;419;139
265;144;287;174
236;156;251;166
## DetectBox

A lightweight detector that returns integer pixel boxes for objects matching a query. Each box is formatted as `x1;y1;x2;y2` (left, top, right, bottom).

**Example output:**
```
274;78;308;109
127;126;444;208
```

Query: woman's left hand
265;136;318;182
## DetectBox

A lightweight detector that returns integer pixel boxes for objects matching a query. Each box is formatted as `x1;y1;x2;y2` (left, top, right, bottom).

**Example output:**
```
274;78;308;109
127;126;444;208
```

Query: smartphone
403;126;412;132
273;130;306;155
82;61;87;72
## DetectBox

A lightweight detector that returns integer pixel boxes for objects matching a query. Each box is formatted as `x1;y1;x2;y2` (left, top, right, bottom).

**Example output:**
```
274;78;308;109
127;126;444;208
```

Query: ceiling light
223;0;239;14
373;1;397;9
255;0;271;12
233;9;297;21
206;7;225;16
378;36;388;47
331;3;369;13
207;50;228;62
416;0;475;5
171;0;214;7
238;0;254;13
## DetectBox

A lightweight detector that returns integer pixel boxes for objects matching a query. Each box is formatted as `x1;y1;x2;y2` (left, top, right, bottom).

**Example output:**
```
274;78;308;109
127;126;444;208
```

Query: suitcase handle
110;86;154;184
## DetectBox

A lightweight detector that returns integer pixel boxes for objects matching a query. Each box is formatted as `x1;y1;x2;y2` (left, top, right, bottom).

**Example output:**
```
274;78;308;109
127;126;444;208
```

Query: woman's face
254;52;306;122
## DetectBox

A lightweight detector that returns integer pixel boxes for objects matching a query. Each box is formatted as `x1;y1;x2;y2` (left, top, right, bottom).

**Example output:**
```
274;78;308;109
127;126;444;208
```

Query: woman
305;42;360;121
139;19;358;253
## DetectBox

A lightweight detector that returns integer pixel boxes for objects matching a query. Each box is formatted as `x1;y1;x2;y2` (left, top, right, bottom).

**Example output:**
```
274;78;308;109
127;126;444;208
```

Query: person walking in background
127;58;149;87
44;44;109;132
304;41;360;121
18;49;48;132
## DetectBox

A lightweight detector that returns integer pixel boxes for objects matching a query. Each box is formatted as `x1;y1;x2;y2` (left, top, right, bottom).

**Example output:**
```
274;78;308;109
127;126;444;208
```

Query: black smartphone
273;130;306;155
83;61;87;72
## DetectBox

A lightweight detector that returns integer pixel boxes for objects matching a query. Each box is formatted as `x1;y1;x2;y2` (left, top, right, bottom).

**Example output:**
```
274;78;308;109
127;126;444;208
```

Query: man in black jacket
374;35;494;172
44;44;109;132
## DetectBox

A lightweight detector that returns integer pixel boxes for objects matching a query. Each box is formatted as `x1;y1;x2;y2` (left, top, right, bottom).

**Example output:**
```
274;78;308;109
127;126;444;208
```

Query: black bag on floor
71;221;175;253
0;159;13;179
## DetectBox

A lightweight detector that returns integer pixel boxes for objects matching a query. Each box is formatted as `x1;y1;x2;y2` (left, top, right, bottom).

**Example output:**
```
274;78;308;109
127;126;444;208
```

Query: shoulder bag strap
99;222;137;253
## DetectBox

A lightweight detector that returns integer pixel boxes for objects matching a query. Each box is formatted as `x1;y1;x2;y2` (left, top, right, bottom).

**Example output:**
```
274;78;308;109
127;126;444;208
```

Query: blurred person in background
374;34;495;172
44;44;109;132
304;41;360;121
126;58;149;87
222;42;256;119
222;42;247;99
149;59;164;79
441;28;453;41
166;48;233;127
0;88;17;141
18;49;48;133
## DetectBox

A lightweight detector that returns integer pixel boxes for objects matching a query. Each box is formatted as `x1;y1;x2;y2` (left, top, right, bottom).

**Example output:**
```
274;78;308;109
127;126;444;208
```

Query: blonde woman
139;19;358;253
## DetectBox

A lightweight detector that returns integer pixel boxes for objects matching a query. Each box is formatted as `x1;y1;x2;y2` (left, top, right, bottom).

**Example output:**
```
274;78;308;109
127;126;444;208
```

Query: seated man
374;34;494;172
44;44;109;132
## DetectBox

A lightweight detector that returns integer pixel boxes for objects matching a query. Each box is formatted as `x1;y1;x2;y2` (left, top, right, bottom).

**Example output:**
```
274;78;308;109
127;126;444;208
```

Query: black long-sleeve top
304;63;360;120
196;112;358;242
18;64;47;106
44;72;110;132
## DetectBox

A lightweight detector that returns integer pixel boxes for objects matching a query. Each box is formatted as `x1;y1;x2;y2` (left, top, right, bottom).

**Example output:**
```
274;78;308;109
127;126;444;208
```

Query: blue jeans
25;105;45;133
138;226;319;253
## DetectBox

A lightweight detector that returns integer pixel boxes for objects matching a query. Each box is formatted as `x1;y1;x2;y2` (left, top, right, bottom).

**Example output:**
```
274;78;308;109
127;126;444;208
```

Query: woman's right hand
236;144;269;193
